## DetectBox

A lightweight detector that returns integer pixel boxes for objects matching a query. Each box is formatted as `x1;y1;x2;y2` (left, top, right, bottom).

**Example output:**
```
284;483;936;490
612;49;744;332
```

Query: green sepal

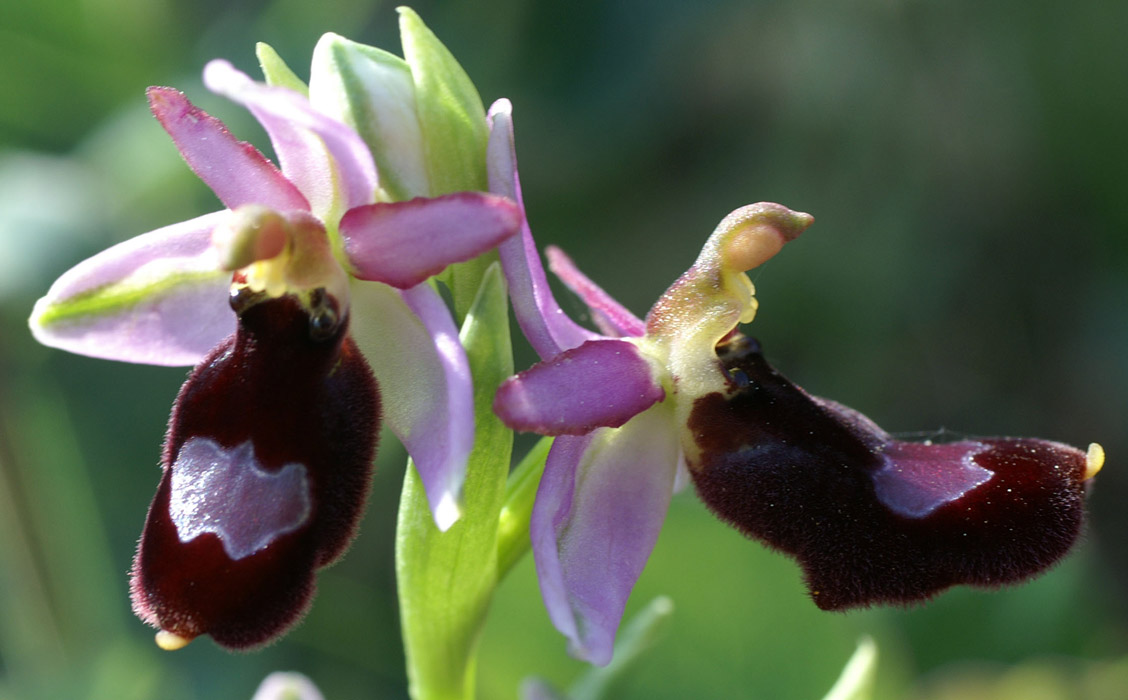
308;33;429;202
256;42;309;96
396;263;513;700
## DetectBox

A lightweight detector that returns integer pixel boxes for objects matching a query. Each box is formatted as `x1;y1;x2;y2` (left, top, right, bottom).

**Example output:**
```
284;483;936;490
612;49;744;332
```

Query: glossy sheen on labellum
687;335;1089;610
132;291;379;649
169;438;312;560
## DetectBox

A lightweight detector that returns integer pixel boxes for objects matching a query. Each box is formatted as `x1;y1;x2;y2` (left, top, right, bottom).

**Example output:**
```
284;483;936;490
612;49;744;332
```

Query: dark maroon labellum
688;334;1090;610
131;288;380;649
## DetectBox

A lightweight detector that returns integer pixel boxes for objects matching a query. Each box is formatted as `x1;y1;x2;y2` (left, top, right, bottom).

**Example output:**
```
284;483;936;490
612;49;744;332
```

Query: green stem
496;436;552;579
396;264;513;700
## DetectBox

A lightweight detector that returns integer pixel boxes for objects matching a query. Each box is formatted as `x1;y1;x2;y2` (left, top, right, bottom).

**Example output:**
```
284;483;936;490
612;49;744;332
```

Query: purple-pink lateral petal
203;60;379;219
487;99;600;359
530;407;680;665
148;88;310;213
546;246;645;338
340;192;523;289
494;339;664;436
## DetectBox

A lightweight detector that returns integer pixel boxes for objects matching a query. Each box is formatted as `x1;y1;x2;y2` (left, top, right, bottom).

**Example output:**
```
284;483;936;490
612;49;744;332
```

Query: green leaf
820;637;878;700
522;596;675;700
396;263;513;700
570;596;675;700
255;42;309;96
496;435;552;580
308;33;429;201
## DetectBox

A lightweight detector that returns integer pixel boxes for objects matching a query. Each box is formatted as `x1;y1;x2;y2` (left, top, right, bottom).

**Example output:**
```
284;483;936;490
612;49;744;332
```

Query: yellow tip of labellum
155;630;193;651
1084;442;1105;481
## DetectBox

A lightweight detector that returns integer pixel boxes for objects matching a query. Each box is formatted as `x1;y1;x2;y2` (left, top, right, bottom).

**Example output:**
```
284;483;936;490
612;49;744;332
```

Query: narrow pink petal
487;99;600;359
29;212;235;366
340;192;523;288
204;60;379;221
494;339;663;435
147;88;309;213
531;406;680;665
546;246;645;338
348;280;472;530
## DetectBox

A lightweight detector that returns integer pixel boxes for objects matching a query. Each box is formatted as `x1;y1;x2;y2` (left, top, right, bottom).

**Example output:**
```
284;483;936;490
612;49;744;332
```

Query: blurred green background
2;0;1126;698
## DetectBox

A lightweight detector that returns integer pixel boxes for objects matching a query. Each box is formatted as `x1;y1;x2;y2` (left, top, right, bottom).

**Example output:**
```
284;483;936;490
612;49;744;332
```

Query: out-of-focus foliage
2;1;1125;699
912;653;1128;700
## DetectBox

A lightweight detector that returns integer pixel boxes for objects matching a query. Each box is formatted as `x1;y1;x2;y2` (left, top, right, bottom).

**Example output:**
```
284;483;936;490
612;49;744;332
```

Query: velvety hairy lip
688;334;1091;610
132;293;380;649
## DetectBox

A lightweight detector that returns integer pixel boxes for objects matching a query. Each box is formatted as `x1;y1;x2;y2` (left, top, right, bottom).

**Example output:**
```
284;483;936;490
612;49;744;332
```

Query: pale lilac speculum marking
170;437;312;560
871;441;994;518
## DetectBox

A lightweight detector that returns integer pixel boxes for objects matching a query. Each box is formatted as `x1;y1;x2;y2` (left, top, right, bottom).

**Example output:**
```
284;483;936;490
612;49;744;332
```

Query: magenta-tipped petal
488;99;600;359
29;212;235;366
349;281;473;530
546;246;645;338
341;192;523;289
494;339;664;435
147;88;310;213
204;60;379;220
530;407;680;665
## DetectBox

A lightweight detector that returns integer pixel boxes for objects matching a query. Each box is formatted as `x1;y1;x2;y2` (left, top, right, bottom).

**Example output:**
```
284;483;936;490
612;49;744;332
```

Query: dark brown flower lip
132;293;380;649
686;333;1095;610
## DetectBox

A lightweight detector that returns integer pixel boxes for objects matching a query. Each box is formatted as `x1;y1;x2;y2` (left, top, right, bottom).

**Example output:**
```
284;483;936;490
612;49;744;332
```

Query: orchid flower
487;100;1105;666
28;43;520;650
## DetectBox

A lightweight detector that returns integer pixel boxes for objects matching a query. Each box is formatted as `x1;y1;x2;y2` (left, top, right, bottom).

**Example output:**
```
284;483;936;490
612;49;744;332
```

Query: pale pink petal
204;60;379;221
29;212;235;366
494;339;664;435
487;99;600;359
147;87;309;213
531;406;680;665
348;280;472;530
546;245;645;338
340;192;522;288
